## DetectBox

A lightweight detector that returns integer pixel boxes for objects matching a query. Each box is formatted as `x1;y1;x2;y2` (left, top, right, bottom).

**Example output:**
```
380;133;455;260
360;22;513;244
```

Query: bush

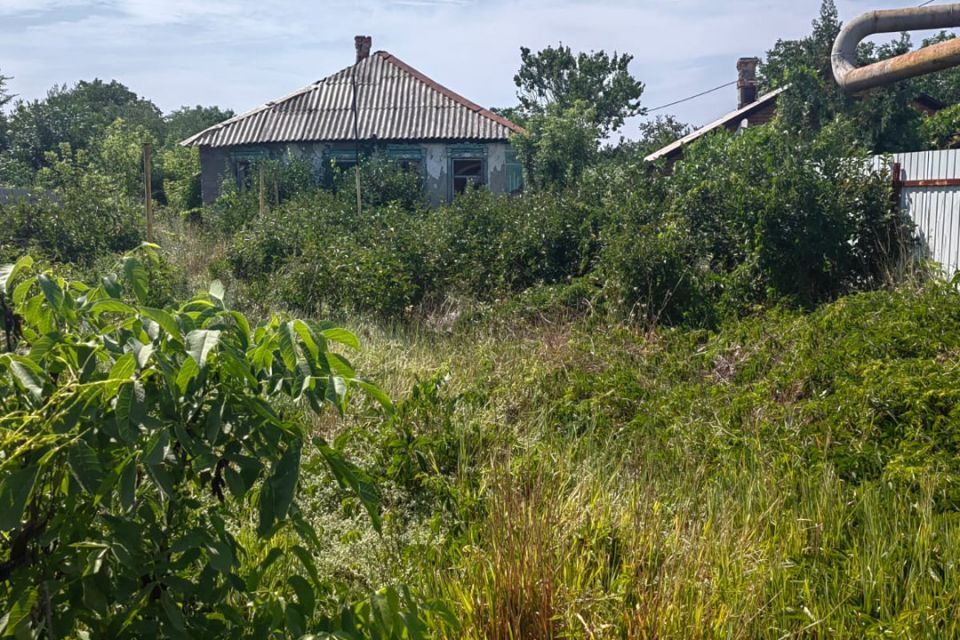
0;251;399;638
601;216;713;326
212;117;908;326
0;145;141;266
600;117;911;325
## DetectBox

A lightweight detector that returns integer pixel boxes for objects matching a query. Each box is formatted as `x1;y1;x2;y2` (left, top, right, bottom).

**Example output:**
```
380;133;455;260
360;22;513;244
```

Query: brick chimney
737;57;760;109
355;35;372;63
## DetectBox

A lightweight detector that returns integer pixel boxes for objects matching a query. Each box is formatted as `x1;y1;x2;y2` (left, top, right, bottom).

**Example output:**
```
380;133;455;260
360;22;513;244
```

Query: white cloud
0;0;953;133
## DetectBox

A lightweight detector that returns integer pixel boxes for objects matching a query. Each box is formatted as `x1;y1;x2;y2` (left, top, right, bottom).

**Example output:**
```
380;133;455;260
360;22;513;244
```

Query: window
452;159;485;195
398;159;422;174
505;150;524;195
323;149;360;188
235;160;252;189
333;160;358;174
229;148;269;190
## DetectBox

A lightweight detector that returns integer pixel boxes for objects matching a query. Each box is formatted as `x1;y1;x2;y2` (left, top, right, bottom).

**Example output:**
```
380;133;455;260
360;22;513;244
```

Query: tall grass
148;212;960;637
283;282;960;639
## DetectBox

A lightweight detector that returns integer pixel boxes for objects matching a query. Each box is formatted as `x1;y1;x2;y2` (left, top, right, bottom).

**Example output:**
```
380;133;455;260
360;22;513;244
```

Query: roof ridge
643;86;789;163
375;51;524;135
180;64;352;147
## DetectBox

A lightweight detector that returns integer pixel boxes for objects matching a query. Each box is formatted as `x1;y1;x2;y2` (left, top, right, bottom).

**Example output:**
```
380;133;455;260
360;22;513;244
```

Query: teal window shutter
506;150;523;194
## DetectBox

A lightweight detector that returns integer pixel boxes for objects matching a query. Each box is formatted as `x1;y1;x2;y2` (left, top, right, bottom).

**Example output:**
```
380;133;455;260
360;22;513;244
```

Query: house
182;37;525;206
645;57;949;167
645;58;784;166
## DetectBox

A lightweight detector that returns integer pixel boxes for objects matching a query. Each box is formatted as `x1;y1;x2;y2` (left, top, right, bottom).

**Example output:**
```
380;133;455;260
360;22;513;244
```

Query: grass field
257;278;960;638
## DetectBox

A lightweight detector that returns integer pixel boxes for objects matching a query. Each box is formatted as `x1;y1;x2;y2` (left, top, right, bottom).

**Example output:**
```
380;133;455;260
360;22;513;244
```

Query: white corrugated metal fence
874;149;960;275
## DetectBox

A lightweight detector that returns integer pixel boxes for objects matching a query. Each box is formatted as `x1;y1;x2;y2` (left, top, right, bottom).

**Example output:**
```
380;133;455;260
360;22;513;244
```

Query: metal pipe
832;3;960;93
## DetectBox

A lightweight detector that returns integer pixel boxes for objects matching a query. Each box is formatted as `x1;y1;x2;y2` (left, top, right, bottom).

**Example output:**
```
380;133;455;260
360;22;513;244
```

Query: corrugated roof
182;51;523;147
644;86;789;164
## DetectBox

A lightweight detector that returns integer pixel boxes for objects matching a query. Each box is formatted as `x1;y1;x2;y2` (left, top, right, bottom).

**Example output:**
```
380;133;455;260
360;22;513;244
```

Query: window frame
228;147;269;190
448;145;487;200
386;145;426;181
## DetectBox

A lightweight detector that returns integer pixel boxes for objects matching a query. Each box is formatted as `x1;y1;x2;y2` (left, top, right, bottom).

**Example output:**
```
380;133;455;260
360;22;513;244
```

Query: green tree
921;103;960;149
0;252;411;638
763;0;932;152
94;118;158;199
912;32;960;104
3;79;163;176
601;115;691;163
0;143;142;264
0;69;13;160
163;105;234;147
512;101;600;191
0;69;12;109
513;44;645;136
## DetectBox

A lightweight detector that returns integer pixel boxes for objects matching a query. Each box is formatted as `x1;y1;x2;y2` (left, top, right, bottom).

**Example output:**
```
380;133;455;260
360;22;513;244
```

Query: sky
0;0;953;138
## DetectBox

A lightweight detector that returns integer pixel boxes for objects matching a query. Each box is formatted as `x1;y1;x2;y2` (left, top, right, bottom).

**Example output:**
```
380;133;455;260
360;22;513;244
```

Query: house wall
199;146;231;205
198;141;519;206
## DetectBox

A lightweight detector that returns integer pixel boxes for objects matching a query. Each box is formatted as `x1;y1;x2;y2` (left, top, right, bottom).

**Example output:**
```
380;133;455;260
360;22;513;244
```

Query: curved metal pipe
832;3;960;93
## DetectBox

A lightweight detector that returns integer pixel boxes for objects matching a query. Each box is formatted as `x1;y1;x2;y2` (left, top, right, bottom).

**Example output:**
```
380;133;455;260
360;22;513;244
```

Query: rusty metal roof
182;52;523;147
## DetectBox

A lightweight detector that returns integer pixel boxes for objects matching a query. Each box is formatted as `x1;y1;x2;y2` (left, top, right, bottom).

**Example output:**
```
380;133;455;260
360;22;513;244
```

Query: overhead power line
646;0;944;115
646;80;737;113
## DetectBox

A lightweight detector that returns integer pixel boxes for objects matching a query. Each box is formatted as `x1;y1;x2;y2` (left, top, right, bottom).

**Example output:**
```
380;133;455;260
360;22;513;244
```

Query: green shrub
0;145;141;267
600;118;911;325
333;153;426;210
0;251;400;638
601;216;713;326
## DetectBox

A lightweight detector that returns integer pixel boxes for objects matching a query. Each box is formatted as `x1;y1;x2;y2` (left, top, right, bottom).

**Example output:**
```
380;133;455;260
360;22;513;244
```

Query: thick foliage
761;0;958;153
0;250;447;638
512;101;601;191
225;187;594;317
602;119;907;324
217;118;907;326
1;80;163;181
513;44;645;136
0;145;141;266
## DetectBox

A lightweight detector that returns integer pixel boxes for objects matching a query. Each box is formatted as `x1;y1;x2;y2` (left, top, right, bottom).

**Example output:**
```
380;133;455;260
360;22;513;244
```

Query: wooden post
259;164;266;217
891;161;903;209
143;143;154;243
355;166;362;216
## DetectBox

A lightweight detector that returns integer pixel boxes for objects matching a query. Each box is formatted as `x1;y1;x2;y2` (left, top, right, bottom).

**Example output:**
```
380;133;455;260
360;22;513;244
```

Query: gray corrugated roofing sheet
644;86;789;163
182;52;523;147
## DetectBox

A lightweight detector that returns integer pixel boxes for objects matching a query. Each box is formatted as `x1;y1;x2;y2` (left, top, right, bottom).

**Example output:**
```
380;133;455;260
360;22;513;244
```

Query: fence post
259;164;266;217
891;161;903;210
143;142;154;243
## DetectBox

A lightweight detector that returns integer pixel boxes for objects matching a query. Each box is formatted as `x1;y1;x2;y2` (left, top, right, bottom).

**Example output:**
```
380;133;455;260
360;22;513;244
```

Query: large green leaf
209;280;225;303
0;585;38;636
257;441;302;536
356;380;395;415
0;256;33;295
122;257;149;303
277;322;299;371
37;273;65;314
8;355;46;402
67;440;105;495
160;590;187;632
115;381;146;442
0;465;40;531
118;458;137;511
320;327;360;351
141;307;182;342
89;298;136;316
186;329;221;368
